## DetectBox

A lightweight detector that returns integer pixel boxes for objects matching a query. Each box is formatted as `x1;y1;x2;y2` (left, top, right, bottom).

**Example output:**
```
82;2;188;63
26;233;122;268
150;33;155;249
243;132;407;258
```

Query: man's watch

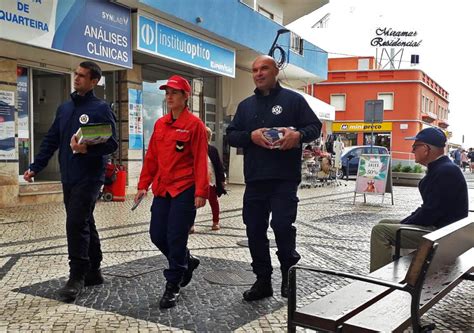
298;130;305;143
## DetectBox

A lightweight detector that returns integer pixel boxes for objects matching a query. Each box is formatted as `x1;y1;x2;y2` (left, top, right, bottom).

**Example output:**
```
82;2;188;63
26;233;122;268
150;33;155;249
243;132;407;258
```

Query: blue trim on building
139;0;327;79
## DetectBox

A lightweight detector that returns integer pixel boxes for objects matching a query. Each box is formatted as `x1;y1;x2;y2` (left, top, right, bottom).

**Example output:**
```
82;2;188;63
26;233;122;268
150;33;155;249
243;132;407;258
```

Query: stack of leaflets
75;123;112;145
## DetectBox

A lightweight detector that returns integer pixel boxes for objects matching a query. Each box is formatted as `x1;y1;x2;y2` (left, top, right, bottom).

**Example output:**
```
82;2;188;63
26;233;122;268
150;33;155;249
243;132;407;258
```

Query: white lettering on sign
366;159;382;176
0;9;49;31
84;25;129;62
158;29;211;60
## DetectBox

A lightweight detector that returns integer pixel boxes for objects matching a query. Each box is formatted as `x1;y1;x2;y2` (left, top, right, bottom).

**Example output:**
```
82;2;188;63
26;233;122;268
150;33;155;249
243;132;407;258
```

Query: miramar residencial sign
371;27;422;47
137;13;235;78
0;0;132;68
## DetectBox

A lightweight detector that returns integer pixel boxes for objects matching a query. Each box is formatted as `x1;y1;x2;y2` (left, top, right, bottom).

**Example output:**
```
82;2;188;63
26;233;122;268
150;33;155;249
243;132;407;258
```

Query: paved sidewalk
1;178;473;332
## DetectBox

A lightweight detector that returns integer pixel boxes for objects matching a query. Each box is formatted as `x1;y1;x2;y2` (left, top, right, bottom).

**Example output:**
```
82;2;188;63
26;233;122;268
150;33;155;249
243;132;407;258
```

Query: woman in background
206;127;227;230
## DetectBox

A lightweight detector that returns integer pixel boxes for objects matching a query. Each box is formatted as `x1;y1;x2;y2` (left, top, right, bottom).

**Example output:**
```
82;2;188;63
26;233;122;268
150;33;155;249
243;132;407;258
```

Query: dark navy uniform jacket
29;90;118;185
400;156;468;228
226;82;322;183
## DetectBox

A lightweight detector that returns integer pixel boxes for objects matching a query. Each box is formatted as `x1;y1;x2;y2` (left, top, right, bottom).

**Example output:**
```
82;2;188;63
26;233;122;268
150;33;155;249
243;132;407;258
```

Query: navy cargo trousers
243;180;301;279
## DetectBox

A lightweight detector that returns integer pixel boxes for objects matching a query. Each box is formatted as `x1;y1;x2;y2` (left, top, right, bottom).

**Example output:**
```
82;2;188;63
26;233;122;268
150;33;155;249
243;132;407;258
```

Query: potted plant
392;163;425;187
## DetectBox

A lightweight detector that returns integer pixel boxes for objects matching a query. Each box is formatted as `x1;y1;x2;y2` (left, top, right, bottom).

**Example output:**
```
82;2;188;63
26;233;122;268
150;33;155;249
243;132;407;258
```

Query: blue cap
405;127;446;147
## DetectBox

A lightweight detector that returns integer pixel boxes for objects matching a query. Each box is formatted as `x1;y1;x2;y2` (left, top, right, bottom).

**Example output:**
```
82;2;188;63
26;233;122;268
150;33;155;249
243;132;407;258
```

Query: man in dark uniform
227;55;322;300
23;61;118;301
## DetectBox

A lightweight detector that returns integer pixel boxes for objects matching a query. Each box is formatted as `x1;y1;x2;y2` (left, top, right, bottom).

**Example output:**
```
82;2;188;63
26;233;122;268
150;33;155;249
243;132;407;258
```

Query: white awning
284;86;335;121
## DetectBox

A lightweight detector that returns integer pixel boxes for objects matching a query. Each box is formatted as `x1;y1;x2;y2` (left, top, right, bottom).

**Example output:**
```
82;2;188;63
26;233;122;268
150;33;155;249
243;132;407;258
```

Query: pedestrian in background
370;128;468;272
453;147;462;167
206;126;227;231
227;55;322;301
134;75;208;309
23;61;118;301
461;149;469;172
468;148;474;172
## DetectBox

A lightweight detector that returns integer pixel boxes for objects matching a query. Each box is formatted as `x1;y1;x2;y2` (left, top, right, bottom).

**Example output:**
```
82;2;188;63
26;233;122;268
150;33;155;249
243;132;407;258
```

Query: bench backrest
405;216;474;287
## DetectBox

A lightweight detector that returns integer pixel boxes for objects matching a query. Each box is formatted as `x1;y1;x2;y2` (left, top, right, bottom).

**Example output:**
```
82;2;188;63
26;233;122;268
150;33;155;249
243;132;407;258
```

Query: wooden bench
287;217;474;333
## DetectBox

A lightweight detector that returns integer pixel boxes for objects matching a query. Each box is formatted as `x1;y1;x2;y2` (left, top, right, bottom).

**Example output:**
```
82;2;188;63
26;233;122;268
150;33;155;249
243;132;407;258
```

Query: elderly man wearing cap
370;127;468;272
134;75;208;308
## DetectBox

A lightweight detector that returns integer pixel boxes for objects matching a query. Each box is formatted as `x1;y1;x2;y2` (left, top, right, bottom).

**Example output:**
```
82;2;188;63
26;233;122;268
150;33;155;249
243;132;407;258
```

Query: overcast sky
288;0;473;148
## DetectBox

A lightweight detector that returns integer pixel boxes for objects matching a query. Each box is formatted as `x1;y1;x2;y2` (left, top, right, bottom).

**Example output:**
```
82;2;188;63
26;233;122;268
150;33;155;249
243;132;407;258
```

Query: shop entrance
31;69;70;181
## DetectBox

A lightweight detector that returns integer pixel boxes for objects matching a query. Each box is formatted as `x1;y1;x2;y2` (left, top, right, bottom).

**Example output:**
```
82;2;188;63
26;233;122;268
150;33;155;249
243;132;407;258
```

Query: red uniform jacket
138;108;209;199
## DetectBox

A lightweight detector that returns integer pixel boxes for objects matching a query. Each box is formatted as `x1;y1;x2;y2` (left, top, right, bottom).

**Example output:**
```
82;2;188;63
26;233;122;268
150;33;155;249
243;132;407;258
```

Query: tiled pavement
1;175;473;332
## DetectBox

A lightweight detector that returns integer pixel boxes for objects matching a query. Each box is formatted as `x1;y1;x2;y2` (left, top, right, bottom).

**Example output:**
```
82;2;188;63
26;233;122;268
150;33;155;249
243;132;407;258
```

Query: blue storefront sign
137;14;235;77
0;0;132;68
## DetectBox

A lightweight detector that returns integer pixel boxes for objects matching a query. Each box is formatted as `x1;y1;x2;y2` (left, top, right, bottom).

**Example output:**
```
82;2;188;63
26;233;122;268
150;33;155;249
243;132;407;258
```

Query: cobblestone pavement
1;174;473;332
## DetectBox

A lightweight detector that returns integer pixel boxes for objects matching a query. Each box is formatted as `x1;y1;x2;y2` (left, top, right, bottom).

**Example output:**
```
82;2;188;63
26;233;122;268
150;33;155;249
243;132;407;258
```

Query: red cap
159;75;191;93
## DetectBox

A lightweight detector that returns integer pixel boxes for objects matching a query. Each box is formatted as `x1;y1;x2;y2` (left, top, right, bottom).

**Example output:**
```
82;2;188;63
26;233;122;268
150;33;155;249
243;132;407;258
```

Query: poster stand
353;154;394;205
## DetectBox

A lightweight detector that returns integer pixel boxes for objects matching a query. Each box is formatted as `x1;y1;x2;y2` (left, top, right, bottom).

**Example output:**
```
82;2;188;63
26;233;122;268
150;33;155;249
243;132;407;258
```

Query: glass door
31;69;70;181
142;81;166;151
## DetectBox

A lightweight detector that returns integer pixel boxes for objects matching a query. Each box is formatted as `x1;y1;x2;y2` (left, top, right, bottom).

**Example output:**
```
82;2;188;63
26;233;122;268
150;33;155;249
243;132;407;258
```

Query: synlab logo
141;22;154;45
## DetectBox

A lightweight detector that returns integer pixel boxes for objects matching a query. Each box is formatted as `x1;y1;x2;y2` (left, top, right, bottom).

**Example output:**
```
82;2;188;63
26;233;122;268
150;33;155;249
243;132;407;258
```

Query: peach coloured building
312;57;449;164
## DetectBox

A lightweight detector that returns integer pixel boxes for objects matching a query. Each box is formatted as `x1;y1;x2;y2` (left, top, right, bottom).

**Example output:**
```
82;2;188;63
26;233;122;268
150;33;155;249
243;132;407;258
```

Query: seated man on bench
370;127;468;272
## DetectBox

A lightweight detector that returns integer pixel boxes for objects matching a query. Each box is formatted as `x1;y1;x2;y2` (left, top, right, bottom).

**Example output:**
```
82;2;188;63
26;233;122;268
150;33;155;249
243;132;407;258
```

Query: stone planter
392;172;424;187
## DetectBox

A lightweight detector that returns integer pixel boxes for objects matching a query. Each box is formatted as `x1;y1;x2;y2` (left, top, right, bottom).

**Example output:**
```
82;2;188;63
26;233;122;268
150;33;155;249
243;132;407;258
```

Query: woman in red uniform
134;75;208;309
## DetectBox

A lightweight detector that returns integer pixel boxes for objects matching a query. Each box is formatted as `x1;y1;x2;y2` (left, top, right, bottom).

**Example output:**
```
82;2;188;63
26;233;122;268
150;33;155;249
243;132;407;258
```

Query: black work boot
159;282;180;309
243;278;273;301
58;277;84;301
84;269;104;286
180;255;200;288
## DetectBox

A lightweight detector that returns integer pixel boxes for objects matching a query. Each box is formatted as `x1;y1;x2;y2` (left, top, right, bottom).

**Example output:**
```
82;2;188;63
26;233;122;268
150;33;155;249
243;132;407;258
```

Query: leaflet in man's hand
75;123;112;145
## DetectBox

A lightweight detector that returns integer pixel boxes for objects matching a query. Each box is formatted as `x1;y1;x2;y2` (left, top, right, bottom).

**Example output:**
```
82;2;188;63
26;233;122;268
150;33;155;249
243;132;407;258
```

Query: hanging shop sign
333;122;392;133
0;90;16;160
136;13;236;78
128;89;143;150
0;0;132;68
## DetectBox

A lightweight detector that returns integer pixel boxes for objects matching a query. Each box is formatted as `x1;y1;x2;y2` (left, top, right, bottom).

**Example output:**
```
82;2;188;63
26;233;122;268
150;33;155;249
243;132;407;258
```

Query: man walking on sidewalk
227;55;321;300
23;61;118;301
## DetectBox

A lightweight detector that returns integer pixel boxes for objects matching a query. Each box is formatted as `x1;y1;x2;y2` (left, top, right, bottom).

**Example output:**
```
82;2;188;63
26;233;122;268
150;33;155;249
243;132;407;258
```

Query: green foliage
392;163;424;173
413;164;423;173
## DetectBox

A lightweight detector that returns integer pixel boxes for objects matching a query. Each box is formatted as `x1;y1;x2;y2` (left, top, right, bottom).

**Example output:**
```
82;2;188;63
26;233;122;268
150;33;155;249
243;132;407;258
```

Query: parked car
338;145;389;178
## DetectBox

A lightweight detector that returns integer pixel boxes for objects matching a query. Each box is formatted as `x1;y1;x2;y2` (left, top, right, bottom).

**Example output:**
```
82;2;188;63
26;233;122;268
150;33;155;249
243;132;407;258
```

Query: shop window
330;94;346;111
364;132;391;151
17;66;30;176
377;92;393;110
142;81;166;151
336;133;357;147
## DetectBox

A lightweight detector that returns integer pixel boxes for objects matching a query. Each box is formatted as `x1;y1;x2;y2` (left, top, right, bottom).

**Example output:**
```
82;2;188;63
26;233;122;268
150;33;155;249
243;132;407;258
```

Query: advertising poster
355;154;391;194
128;89;143;150
0;91;16;160
16;67;29;138
0;0;132;68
